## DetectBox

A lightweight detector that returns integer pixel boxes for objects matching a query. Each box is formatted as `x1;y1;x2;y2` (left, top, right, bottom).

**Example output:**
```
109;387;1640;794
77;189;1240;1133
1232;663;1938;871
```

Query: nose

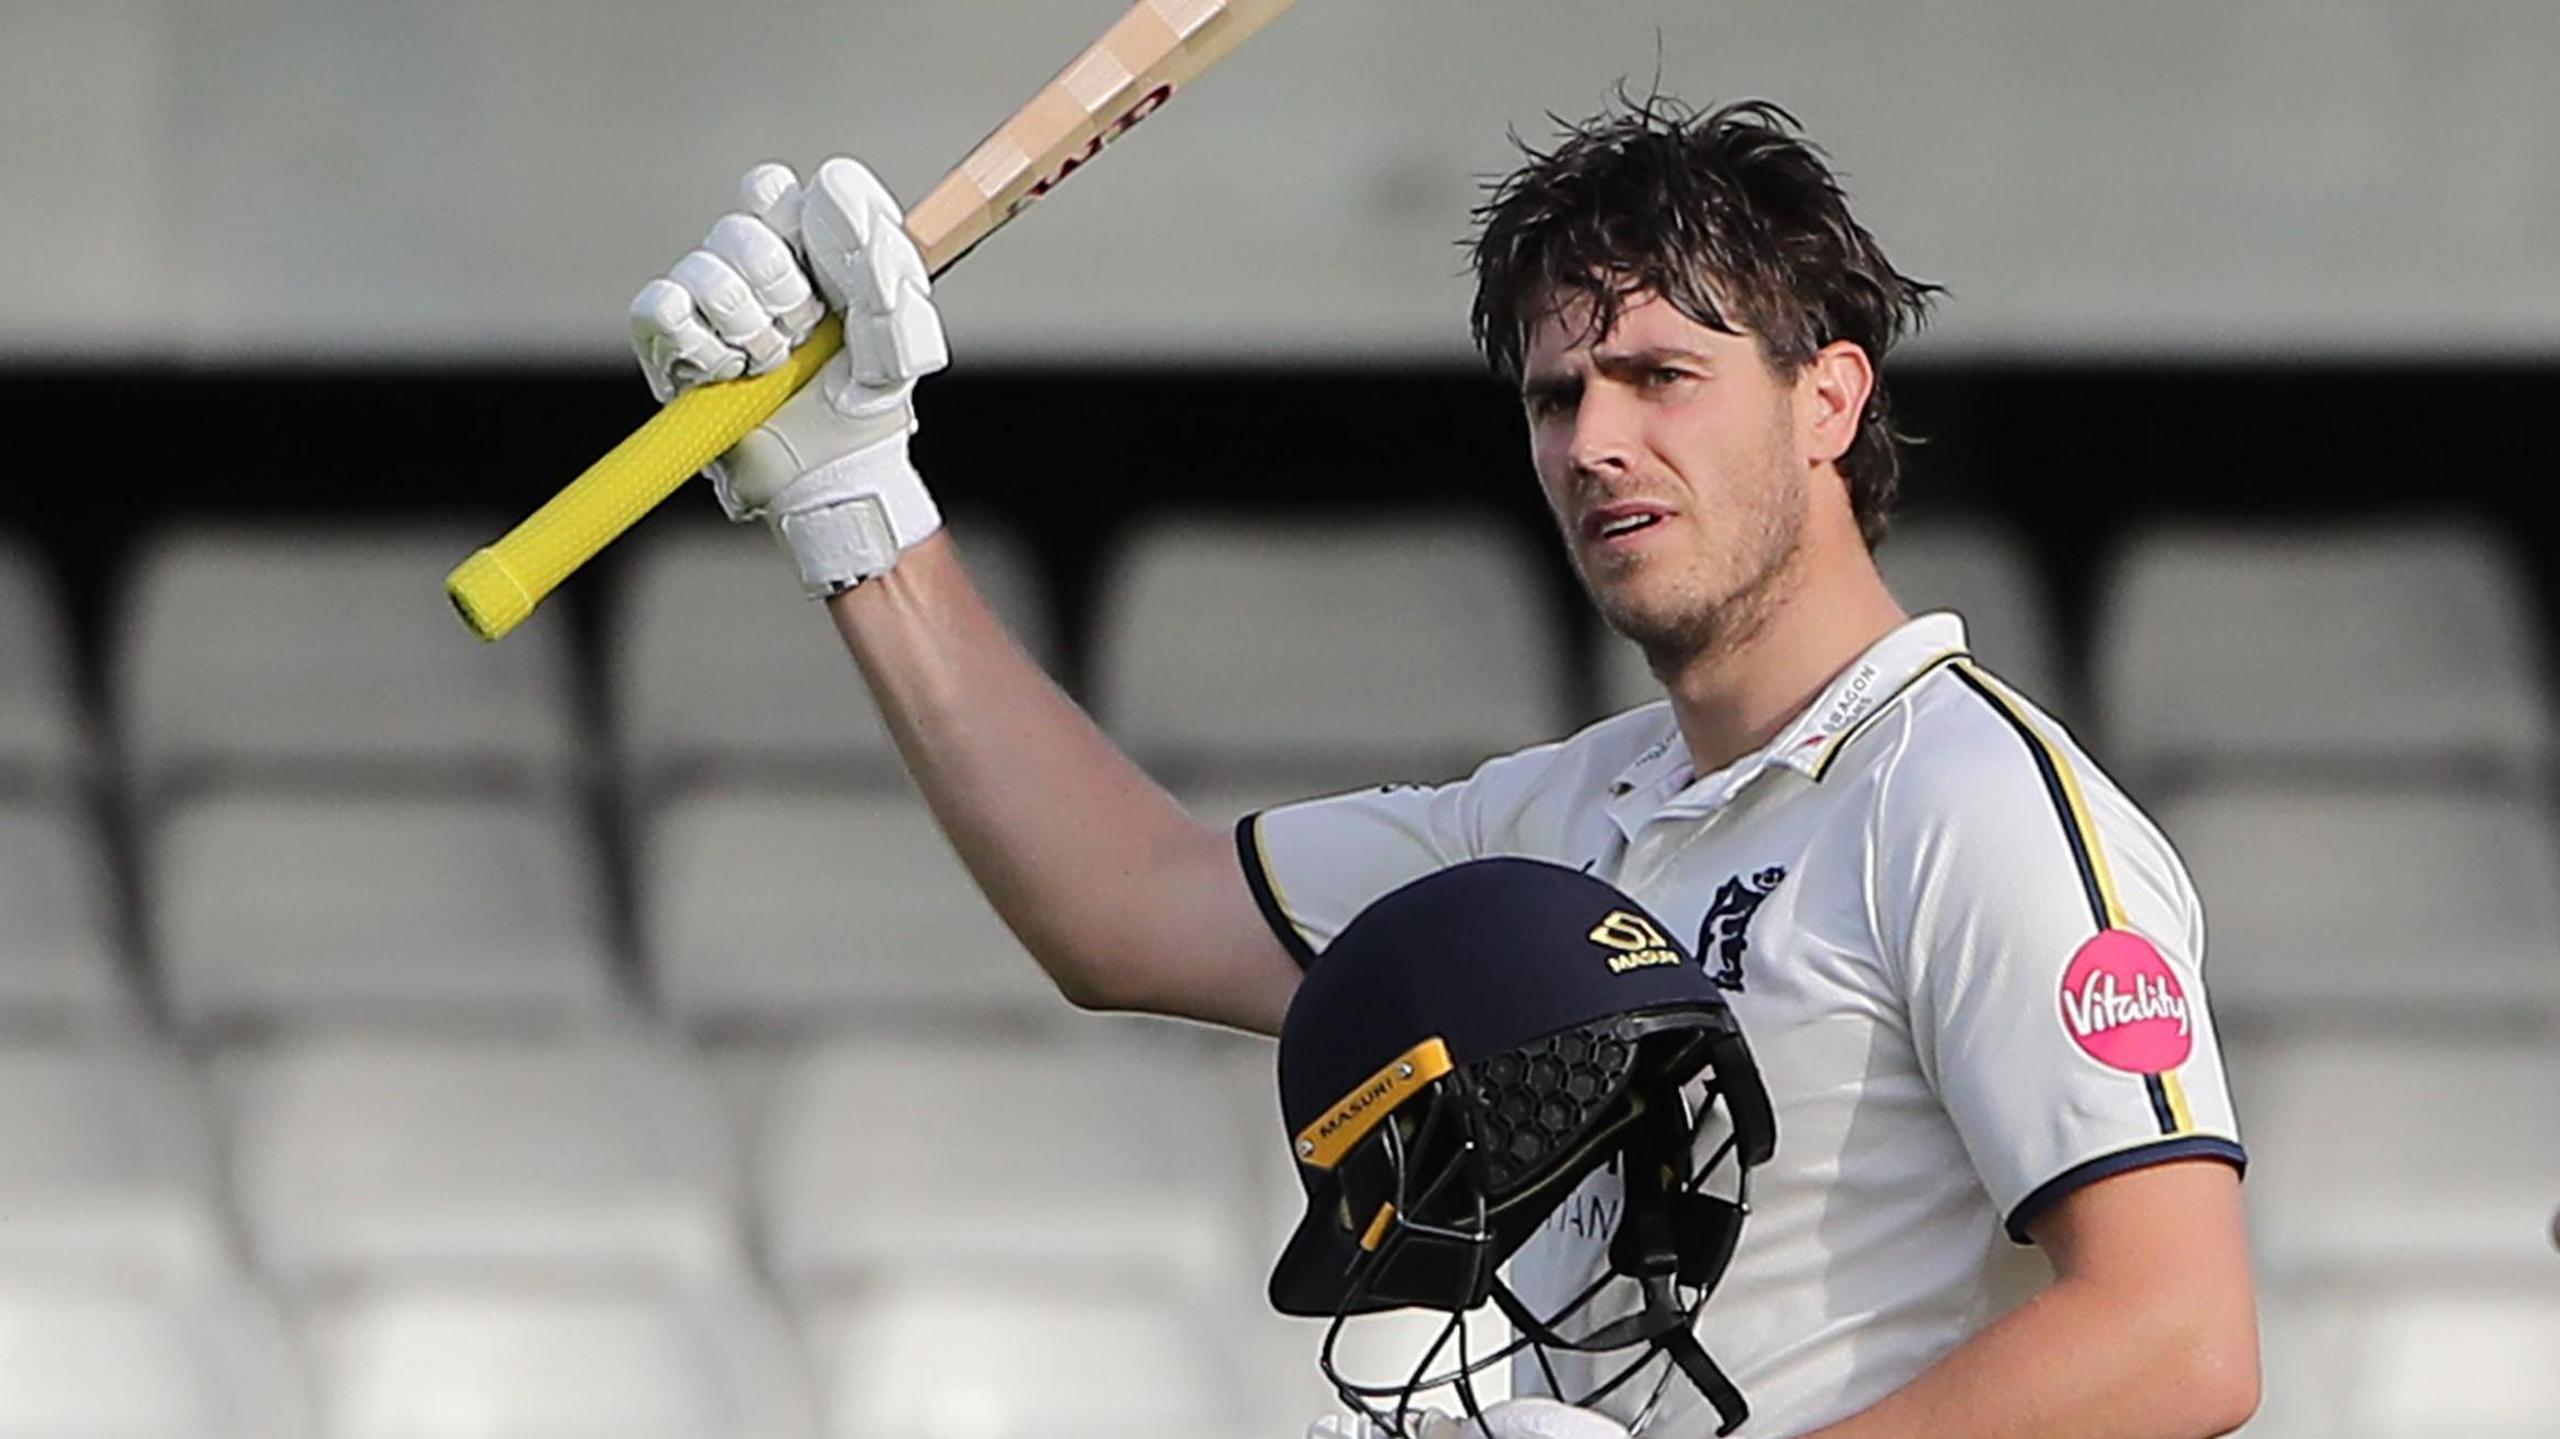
1566;383;1640;482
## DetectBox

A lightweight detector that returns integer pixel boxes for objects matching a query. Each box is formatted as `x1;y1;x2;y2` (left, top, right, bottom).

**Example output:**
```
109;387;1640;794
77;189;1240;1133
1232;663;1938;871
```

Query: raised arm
827;533;1300;1033
629;157;1300;1035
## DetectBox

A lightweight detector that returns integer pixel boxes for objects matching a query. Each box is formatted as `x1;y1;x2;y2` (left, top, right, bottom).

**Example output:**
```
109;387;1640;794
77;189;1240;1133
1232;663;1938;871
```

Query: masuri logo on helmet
1587;910;1682;973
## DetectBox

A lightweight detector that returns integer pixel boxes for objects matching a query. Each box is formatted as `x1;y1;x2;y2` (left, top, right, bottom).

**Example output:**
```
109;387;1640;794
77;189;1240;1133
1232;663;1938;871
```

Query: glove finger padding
704;212;824;357
668;247;790;375
738;161;806;242
629;275;745;402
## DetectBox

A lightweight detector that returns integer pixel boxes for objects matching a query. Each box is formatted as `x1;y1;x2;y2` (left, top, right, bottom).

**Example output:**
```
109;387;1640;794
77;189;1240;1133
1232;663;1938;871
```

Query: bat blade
907;0;1302;274
446;0;1301;642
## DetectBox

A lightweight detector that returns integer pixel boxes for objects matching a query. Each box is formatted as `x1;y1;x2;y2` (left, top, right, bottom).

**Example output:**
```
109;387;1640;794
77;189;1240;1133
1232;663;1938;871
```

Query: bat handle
445;315;845;641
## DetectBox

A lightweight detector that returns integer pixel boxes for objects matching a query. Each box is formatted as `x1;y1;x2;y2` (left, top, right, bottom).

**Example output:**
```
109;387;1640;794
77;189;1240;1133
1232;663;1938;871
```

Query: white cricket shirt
1239;613;2245;1438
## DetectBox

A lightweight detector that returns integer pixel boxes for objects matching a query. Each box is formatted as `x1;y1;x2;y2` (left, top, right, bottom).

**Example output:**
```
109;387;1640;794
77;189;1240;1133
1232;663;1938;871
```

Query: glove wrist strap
769;430;942;597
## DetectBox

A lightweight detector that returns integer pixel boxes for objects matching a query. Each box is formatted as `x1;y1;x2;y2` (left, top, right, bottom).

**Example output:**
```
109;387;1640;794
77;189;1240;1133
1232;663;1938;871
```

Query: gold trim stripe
1952;660;2128;928
2040;722;2128;928
2162;1070;2196;1134
1246;813;1319;960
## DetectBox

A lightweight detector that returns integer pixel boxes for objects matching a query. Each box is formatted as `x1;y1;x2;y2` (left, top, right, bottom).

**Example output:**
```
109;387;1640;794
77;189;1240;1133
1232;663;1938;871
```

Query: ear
1798;340;1876;468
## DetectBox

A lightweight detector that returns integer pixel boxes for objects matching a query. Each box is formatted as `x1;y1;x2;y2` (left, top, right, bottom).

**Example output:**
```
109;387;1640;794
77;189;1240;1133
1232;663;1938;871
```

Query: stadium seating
0;534;84;785
1092;513;1568;788
1875;518;2068;714
0;798;130;1030
0;1279;310;1438
638;788;1066;1035
2161;785;2560;1025
802;1274;1234;1439
2096;522;2553;786
147;791;618;1035
0;1040;228;1286
613;521;1054;792
2250;1284;2560;1439
115;523;581;795
226;1029;742;1287
2335;1287;2560;1438
757;1032;1269;1294
2224;1035;2560;1283
304;1277;815;1439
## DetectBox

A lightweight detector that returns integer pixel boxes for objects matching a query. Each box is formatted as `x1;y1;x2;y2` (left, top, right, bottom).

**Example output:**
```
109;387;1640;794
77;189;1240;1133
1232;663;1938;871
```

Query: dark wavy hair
1468;96;1941;547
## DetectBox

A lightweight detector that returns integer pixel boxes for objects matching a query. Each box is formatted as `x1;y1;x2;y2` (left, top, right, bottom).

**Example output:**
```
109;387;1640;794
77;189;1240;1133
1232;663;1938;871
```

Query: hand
628;156;951;596
1306;1398;1634;1439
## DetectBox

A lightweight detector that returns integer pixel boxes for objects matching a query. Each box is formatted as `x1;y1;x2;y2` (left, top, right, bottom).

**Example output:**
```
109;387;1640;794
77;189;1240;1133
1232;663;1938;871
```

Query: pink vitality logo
2057;930;2192;1074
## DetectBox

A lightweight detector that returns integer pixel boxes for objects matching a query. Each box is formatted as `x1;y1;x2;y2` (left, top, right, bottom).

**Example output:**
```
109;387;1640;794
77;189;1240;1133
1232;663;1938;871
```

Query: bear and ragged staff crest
1698;866;1787;991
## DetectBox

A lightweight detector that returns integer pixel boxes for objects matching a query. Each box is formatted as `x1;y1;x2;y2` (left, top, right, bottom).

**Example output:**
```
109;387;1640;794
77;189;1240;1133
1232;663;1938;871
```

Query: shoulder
1876;662;2076;804
1461;700;1679;805
1858;660;2197;934
1855;660;2168;867
1262;703;1674;860
1411;701;1677;854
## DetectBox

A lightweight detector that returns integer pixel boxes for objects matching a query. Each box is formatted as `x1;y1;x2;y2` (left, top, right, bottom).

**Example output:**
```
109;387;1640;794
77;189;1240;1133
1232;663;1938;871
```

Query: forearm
628;159;1296;1032
825;531;1299;1032
1798;1271;2258;1439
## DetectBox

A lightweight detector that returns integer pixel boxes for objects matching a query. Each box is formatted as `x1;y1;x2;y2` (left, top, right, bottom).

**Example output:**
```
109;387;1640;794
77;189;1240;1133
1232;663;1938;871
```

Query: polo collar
1767;611;1971;781
1604;612;1972;824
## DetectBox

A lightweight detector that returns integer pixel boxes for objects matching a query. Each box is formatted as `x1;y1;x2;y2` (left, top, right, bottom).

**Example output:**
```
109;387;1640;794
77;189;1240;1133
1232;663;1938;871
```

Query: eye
1645;365;1693;388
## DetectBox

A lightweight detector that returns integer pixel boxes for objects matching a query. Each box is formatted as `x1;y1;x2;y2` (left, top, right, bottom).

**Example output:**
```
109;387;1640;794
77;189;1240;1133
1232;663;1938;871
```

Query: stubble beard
1589;468;1806;683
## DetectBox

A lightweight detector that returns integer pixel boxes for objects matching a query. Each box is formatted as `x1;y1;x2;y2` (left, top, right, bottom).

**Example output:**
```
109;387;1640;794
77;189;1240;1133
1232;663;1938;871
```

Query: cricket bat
447;0;1301;641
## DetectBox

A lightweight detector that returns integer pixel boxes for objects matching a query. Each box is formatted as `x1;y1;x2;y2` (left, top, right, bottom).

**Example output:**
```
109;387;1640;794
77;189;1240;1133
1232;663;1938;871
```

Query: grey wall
5;0;2556;362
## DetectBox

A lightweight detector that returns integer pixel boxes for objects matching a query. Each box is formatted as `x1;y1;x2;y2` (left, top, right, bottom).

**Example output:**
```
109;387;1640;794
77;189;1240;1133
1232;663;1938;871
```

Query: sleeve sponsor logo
2058;929;2193;1073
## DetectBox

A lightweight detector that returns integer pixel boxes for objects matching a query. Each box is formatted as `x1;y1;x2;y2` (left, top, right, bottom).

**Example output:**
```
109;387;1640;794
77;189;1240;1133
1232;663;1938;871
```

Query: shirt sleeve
1236;779;1479;966
1874;676;2246;1243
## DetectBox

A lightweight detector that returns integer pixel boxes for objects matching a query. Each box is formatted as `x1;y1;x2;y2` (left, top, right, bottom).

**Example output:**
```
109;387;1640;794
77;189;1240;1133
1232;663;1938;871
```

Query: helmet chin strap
1487;1276;1748;1437
1486;1088;1753;1437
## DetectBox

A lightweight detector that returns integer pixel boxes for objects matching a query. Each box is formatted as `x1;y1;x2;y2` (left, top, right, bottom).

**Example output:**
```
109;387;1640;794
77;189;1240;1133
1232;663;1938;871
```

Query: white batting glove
629;156;950;596
1306;1399;1633;1439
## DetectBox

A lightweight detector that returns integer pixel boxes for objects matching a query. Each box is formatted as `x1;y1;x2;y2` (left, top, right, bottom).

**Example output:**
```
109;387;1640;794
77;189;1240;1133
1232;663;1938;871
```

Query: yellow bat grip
445;316;843;641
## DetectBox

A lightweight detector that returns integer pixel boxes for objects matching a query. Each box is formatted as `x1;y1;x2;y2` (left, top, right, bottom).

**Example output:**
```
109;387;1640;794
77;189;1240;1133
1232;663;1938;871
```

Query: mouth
1580;501;1674;549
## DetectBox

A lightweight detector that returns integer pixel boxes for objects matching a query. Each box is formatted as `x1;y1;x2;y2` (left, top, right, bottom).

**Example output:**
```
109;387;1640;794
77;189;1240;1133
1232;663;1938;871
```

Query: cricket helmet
1270;857;1776;1436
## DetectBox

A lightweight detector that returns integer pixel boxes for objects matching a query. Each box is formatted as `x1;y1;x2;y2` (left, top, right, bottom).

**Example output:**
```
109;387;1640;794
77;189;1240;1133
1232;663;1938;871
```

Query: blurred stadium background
3;2;2557;1435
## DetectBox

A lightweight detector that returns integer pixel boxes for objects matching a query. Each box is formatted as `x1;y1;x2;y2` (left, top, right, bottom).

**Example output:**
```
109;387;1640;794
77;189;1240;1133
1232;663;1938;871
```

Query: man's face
1520;288;1810;662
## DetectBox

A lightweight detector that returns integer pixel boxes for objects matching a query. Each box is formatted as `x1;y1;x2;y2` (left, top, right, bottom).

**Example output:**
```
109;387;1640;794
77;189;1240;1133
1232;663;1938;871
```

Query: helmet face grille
1469;1021;1639;1194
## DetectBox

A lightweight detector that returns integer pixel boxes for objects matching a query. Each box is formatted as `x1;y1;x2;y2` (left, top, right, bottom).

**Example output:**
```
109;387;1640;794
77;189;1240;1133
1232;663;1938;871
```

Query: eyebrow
1520;371;1581;406
1520;345;1716;405
1591;345;1715;374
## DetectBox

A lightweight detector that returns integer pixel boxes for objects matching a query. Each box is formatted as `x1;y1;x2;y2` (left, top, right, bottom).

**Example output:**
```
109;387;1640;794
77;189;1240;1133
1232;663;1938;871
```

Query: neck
1653;550;1907;778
